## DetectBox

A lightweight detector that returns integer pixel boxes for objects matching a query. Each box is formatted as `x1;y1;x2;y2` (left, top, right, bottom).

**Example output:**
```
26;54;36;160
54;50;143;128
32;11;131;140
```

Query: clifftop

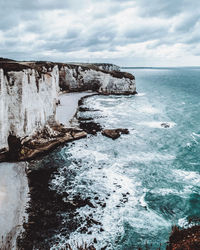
0;58;134;80
0;57;136;159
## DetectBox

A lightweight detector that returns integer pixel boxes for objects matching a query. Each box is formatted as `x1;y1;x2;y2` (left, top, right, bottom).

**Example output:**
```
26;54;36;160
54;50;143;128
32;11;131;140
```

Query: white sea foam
191;132;200;144
139;193;148;208
178;217;196;228
137;121;176;128
128;209;171;233
136;92;146;97
152;188;178;196
139;106;160;114
173;169;200;186
186;142;192;147
192;132;200;138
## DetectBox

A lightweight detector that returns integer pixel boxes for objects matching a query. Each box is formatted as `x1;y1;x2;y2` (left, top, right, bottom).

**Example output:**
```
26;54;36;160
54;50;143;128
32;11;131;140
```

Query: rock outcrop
102;128;129;140
65;62;120;72
58;63;136;94
0;62;59;151
167;225;200;250
0;59;136;160
93;63;120;72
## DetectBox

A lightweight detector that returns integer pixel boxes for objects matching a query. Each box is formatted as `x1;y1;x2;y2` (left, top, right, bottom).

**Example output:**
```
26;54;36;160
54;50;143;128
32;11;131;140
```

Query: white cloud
0;0;199;66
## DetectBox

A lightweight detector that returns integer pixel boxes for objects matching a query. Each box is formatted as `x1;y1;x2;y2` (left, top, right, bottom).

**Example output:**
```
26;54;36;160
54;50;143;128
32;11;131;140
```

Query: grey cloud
174;14;200;33
0;0;200;64
135;0;200;18
1;0;84;11
123;25;167;43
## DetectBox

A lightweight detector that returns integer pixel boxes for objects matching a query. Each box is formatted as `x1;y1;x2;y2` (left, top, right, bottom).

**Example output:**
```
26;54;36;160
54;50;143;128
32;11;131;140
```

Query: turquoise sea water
36;68;200;249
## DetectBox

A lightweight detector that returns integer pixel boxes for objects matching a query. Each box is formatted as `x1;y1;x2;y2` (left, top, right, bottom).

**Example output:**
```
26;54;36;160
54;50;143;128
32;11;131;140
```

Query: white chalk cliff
59;64;136;94
0;64;59;150
0;60;136;151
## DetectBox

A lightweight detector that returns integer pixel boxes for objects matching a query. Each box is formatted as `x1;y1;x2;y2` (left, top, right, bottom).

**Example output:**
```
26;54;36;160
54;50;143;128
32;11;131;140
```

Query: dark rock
79;107;99;112
161;122;170;128
56;99;60;106
102;203;106;208
79;121;102;135
167;225;200;250
102;128;129;140
7;134;22;161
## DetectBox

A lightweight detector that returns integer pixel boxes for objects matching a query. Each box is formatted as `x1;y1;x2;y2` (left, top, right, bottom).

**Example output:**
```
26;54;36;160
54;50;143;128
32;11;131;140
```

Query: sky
0;0;200;66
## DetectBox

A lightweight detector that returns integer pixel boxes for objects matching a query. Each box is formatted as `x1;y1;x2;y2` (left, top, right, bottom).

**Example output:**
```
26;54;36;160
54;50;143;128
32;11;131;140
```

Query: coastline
16;91;136;249
16;92;100;249
0;90;199;249
0;92;97;249
0;92;99;164
56;91;97;127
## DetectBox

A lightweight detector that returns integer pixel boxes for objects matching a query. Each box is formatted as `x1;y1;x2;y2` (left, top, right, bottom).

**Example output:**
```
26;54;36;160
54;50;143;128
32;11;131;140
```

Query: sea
30;67;200;249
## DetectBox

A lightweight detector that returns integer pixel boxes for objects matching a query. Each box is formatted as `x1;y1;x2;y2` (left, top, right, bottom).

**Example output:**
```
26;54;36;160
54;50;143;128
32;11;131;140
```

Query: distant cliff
69;63;120;72
0;59;136;155
58;63;135;94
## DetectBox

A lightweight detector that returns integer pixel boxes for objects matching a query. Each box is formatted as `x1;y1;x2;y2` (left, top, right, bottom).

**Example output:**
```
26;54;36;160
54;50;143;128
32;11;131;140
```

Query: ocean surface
31;67;200;249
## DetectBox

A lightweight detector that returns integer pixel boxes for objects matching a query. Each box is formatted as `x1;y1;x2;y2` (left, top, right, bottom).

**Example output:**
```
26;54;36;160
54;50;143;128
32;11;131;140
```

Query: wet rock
167;225;200;250
79;107;99;112
0;148;8;162
102;203;106;208
80;226;88;233
161;122;170;128
78;117;94;121
17;126;87;161
7;134;22;161
102;128;129;140
80;121;102;135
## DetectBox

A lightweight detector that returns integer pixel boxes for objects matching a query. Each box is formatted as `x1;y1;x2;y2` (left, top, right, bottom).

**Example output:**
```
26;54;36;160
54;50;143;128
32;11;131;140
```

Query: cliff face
92;63;120;72
0;60;136;152
0;64;59;150
59;64;136;94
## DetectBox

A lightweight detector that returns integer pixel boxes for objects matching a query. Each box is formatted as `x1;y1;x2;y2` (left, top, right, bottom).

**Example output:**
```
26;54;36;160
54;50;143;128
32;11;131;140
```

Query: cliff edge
0;59;136;161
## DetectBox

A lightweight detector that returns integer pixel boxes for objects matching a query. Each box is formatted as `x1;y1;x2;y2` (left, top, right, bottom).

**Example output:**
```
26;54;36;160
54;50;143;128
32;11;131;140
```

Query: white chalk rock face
59;65;136;94
0;66;59;150
93;63;121;72
0;60;136;152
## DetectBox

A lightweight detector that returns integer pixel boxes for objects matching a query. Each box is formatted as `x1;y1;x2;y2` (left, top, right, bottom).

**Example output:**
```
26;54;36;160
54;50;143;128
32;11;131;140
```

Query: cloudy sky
0;0;200;66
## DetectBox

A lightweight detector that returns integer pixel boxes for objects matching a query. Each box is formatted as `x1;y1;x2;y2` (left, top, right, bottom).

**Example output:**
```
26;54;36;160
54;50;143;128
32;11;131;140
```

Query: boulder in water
161;122;170;128
102;128;129;140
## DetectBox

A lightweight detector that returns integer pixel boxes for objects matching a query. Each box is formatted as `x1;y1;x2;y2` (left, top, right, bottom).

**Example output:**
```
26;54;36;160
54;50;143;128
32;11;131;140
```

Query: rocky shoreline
0;125;87;163
0;58;199;249
15;93;200;250
0;58;136;163
167;225;200;250
15;92;132;250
